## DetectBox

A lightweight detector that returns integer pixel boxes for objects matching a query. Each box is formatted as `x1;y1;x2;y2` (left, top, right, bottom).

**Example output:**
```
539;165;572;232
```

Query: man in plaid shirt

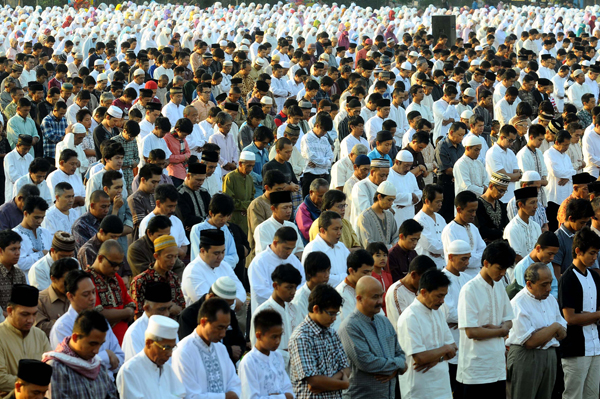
41;101;68;164
111;120;140;197
288;284;350;399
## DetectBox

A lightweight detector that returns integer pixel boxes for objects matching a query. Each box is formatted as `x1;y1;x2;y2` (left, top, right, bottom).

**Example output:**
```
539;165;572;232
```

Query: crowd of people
2;1;600;399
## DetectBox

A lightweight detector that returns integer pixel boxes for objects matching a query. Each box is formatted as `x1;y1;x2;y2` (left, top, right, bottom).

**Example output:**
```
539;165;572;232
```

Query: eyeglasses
104;258;124;269
153;342;177;352
323;309;341;318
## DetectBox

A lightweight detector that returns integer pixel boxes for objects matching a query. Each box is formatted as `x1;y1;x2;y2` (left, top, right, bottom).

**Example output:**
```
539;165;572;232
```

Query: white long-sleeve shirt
544;146;576;205
161;102;185;127
300;131;333;175
270;76;289;113
414;211;447;270
433;99;460;143
301;234;349;288
454;155;489;197
567;81;592;111
494;97;521;127
239;348;293;399
386;168;421;228
441;269;471;365
181;256;246;306
583;127;600;178
503;214;543;258
3;149;32;204
389;104;410;146
349;178;378;226
13;225;52;277
486;144;519;203
441;221;486;279
406;101;434;124
364;115;388;142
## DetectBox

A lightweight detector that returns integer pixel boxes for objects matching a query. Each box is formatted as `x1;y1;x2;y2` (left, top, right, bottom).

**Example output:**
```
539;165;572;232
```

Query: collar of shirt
48;284;67;304
304;315;331;337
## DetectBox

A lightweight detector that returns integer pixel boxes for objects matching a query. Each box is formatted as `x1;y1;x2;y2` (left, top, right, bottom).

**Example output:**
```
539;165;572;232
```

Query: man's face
0;241;20;265
157;199;177;217
239;160;255;175
272;239;296;260
105;155;124;171
421;286;448;310
537;245;559;264
200;311;231;342
520;197;538;217
105;179;124;201
8;304;37;332
371;168;389;185
25;208;46;230
155;246;179;273
309;187;328;208
321;218;343;245
15;380;48;399
356;164;370;180
201;245;226;268
97;249;124;278
72;329;107;361
484;262;507;282
527;268;553;300
458;200;478;224
90;197;111;219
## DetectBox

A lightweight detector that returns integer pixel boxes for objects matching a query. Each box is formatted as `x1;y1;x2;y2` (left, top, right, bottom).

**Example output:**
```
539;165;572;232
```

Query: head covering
522;170;541;182
354;154;371;166
463;135;482;147
17;360;52;386
52;231;75;252
200;229;225;246
461;110;474;119
202;151;219;163
514;186;538;201
224;102;239;111
375;130;393;142
377;180;397;197
270;191;292;205
260;96;273;105
490;172;510;187
211;276;237;300
71;123;86;134
10;284;38;307
188;163;207;174
447;239;471;255
255;80;269;92
145;80;158;89
97;73;108;81
146;315;179;340
17;134;33;146
133;68;145;76
144;281;172;303
154;235;177;252
298;100;312;109
396;150;414;162
240;151;255;161
107;105;123;118
573;172;593;185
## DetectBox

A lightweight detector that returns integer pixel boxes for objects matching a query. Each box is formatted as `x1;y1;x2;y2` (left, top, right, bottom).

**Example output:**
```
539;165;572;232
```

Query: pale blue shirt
190;220;239;267
513;254;558;298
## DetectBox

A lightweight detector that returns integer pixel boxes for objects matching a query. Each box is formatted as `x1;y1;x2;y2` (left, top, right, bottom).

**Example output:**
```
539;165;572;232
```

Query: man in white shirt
12;158;53;207
66;90;90;126
567;69;592;111
172;298;242;399
506;263;566;399
454;135;488;197
544;130;577;223
414;184;447;270
486;125;522;203
503;187;543;264
180;229;245;307
139;116;172;169
4;134;33;204
28;231;76;291
161;88;185;127
117;314;186;399
397;268;457;399
583;114;600;178
364;99;390;142
442;190;487;279
492;69;517;106
301;211;349;288
386;150;421;228
494;86;521;127
517;124;549;206
300;112;334;198
332;144;366;190
406;84;434;126
457;240;515;398
336;249;374;324
433;85;460;143
349;158;389;225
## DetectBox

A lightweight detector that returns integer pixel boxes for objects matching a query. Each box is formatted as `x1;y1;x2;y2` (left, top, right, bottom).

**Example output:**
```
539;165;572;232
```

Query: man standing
128;164;161;238
338;277;406;399
454;135;488;197
397;269;457;398
414;184;447;270
513;232;560;298
349;159;389;226
544;130;576;227
457;240;515;399
485;125;522;204
386;150;421;228
28;231;76;291
223;151;256;235
288;284;350;399
300;112;334;198
176;163;210;232
171;298;241;399
503;187;543;263
434;122;466;222
117;314;185;399
506;263;566;399
0;284;51;393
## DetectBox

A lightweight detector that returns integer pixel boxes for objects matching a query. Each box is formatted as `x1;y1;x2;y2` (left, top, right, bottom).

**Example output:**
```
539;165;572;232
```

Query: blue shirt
367;149;393;167
243;142;270;197
190;220;239;267
514;254;558;298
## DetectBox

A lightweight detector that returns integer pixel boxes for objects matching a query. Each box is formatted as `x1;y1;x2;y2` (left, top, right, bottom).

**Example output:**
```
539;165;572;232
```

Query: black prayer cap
17;134;33;146
255;80;269;92
188;163;207;174
145;281;172;303
224;102;239;111
146;102;162;111
200;229;225;246
201;151;219;163
514;186;538;201
270;191;292;205
376;99;391;108
17;359;52;386
10;284;39;307
231;77;243;84
139;88;153;98
573;172;593;185
215;93;228;102
376;130;394;143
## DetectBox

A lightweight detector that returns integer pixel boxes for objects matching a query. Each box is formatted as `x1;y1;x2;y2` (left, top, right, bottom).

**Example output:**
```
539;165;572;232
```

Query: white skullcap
94;59;104;66
463;134;482;147
240;151;255;161
223;60;233;67
97;73;108;81
219;40;227;46
461;110;474;119
241;38;250;45
582;60;591;67
408;51;419;57
401;61;412;70
239;45;249;51
146;315;179;340
107;105;123;118
260;96;273;105
470;59;480;66
447;239;472;255
522;170;541;182
475;45;483;51
133;68;145;76
72;123;86;134
463;88;476;97
396;150;413;162
211;276;237;300
377;180;397;197
255;57;265;65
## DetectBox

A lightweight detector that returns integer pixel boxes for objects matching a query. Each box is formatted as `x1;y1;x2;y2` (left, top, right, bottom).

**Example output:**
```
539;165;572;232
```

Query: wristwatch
439;356;444;363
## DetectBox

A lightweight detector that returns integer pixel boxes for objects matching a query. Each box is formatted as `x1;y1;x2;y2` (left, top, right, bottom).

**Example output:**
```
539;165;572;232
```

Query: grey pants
507;345;557;399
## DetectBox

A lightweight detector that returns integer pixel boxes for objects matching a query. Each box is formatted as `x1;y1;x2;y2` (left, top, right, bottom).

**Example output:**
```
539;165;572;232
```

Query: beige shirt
36;285;70;337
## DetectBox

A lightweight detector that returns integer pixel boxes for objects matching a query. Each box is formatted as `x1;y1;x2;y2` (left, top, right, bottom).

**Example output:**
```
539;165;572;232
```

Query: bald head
356;276;381;296
356;276;384;317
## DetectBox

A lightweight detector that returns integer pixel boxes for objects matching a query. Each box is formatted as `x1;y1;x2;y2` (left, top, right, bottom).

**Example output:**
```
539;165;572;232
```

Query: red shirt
372;270;393;315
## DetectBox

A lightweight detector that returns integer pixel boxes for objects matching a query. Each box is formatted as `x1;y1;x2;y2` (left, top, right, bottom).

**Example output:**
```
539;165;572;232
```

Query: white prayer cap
475;45;483;51
146;315;179;340
377;180;397;197
573;69;585;77
211;276;238;300
463;135;482;147
522;170;541;182
219;40;227;46
133;68;145;76
463;88;476;98
240;151;255;161
396;149;413;163
582;60;591;67
72;123;86;134
447;239;472;255
94;59;104;66
97;73;108;81
107;105;123;118
255;57;266;66
408;51;419;57
470;59;480;66
223;60;233;67
260;96;273;105
281;61;290;68
401;61;412;70
241;38;250;45
460;110;474;119
240;45;249;51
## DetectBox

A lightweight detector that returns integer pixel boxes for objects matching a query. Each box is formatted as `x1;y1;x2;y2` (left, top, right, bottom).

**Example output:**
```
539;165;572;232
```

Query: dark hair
423;184;443;203
528;124;546;139
147;215;172;234
366;242;388;256
102;142;125;160
566;198;595;222
408;255;437;274
274;226;298;243
23;196;48;214
198;297;231;323
322;189;346;211
60;149;78;164
73;310;109;336
304;251;331;279
138;164;163;182
315;112;333;131
455;190;478;209
418;268;451;291
155;184;179;203
347;249;374;272
49;258;79;279
253;308;283;333
90;190;110;204
209;193;234;216
29;158;51;174
482;239;516;269
318;210;342;231
0;230;22;250
271;263;302;285
99;215;124;235
573;226;600;258
308;283;343;313
254;125;274;143
64;269;92;294
399;219;423;237
102;170;123;189
263;170;287;189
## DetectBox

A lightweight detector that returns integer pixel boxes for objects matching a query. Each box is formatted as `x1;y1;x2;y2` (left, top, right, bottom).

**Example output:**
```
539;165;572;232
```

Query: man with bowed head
4;359;52;399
